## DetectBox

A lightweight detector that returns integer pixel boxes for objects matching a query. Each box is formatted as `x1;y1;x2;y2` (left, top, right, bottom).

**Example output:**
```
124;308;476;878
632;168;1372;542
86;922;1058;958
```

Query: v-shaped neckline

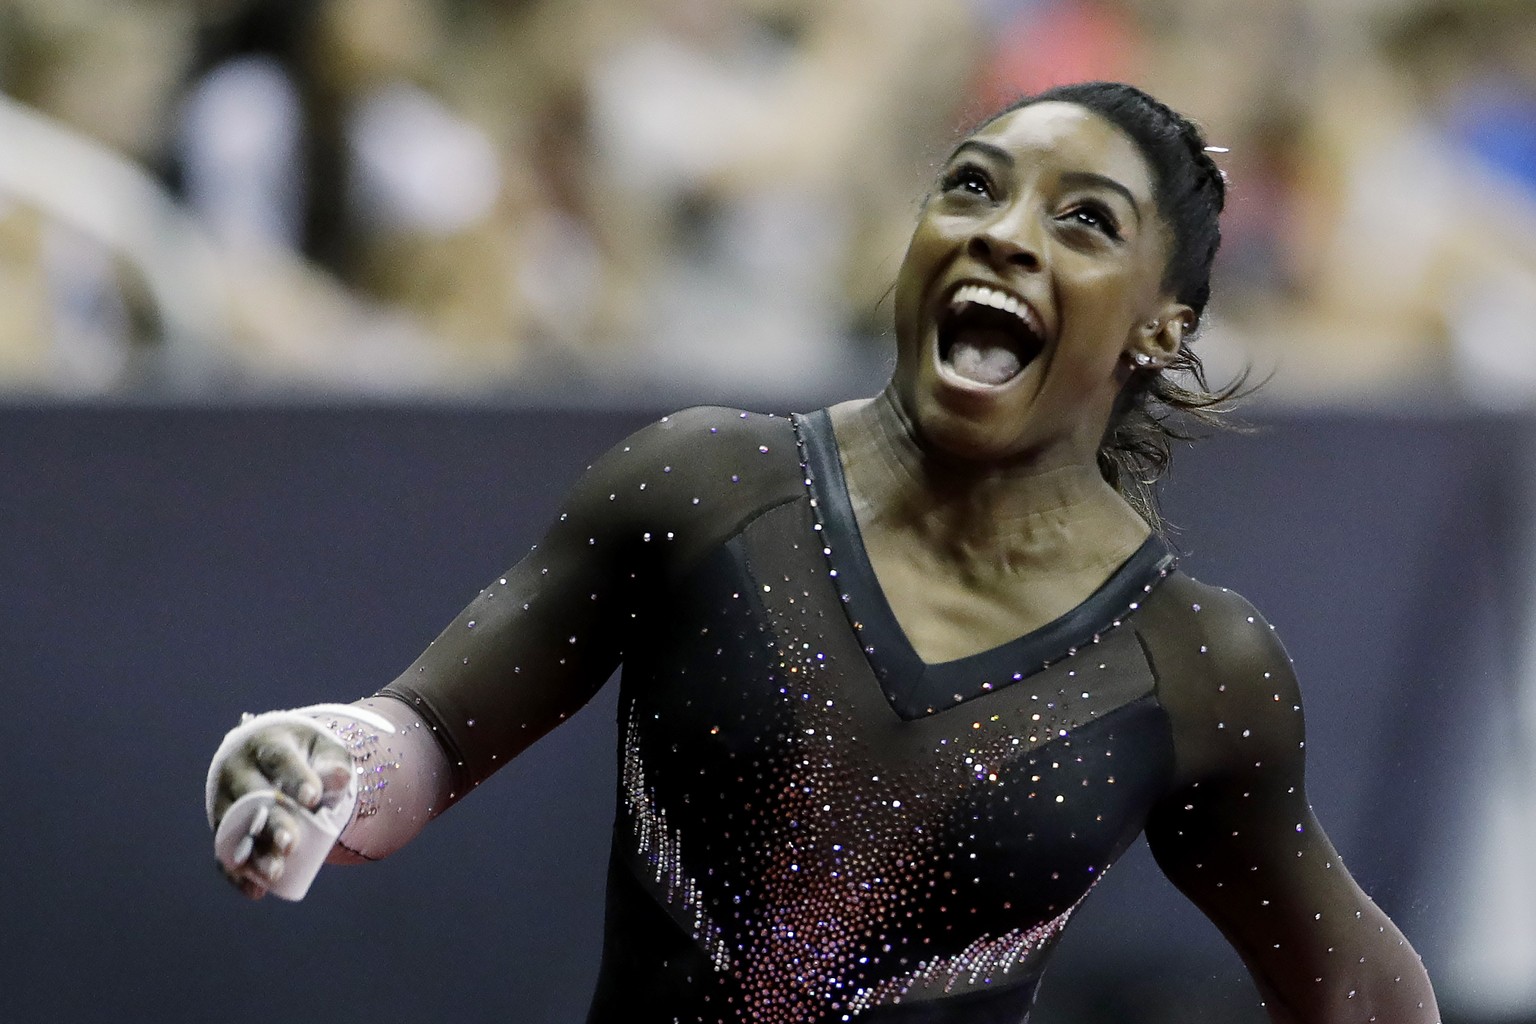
792;408;1175;720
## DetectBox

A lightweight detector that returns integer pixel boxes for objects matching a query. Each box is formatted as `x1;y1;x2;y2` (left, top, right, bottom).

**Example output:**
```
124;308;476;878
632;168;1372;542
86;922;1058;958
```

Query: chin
906;383;1032;467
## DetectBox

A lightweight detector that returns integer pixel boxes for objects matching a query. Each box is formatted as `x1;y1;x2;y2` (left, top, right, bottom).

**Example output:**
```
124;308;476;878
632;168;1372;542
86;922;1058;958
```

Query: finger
252;852;286;885
230;834;255;868
219;862;267;901
250;734;324;809
213;761;280;823
256;804;301;857
271;825;296;857
243;801;305;882
246;803;269;839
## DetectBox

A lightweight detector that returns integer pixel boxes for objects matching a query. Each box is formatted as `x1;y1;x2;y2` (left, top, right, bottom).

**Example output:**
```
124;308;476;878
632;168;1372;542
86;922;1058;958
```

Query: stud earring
1132;352;1155;368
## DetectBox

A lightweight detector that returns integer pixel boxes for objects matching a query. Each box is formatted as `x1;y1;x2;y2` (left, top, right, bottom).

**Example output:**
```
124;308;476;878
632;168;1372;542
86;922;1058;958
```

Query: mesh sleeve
377;407;803;806
1137;577;1440;1023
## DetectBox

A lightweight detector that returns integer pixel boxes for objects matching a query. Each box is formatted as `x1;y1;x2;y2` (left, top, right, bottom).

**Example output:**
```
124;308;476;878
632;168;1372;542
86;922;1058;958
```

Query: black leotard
377;407;1331;1024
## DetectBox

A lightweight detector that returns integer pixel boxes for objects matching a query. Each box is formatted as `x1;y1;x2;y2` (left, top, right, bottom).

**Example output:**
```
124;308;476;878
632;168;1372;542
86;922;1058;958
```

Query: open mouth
937;284;1046;387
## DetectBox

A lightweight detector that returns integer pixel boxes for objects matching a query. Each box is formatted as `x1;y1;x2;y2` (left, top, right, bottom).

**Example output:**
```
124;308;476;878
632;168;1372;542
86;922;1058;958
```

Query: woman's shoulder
555;407;806;565
595;406;800;466
1137;573;1291;679
595;406;803;502
1134;572;1305;788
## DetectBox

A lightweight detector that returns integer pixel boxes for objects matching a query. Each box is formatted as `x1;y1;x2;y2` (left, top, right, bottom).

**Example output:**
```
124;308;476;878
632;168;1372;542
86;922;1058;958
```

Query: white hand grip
214;789;350;901
206;704;397;901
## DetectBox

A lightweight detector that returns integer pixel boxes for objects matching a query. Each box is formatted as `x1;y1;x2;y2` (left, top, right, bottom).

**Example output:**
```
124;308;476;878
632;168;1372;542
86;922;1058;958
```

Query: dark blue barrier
0;403;1514;1023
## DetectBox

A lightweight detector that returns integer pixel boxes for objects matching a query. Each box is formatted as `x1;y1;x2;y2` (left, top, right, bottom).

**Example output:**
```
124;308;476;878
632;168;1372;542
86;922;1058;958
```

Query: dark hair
978;82;1247;528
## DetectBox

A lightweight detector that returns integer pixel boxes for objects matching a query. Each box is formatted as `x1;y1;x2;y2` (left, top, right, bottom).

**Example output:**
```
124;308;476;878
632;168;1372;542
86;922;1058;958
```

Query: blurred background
2;0;1532;403
3;0;1535;1021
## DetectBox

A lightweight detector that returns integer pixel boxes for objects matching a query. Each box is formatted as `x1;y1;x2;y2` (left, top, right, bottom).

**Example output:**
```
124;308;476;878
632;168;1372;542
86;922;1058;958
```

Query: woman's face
890;102;1185;469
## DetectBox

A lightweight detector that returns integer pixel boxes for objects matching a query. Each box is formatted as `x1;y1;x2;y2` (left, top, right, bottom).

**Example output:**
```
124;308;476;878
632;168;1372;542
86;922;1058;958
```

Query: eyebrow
947;139;1012;166
1060;171;1143;226
945;141;1144;227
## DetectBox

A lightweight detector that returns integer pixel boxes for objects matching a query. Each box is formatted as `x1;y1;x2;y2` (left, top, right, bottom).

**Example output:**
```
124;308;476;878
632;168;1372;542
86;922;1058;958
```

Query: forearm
1258;904;1439;1024
1319;921;1439;1024
323;694;453;864
1263;974;1439;1024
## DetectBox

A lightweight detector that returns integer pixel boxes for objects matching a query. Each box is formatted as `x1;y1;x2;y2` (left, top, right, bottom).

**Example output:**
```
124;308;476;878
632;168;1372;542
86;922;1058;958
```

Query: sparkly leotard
378;407;1316;1024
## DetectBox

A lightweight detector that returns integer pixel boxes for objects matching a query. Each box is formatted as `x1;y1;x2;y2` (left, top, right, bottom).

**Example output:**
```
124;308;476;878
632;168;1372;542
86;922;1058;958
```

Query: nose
967;211;1042;273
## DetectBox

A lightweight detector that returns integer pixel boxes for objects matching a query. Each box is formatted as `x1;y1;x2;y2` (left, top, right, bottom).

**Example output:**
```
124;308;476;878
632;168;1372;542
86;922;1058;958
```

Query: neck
827;390;1151;573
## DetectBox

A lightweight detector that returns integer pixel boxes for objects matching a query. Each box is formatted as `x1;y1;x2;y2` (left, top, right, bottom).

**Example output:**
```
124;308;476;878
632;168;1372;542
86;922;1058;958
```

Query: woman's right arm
208;410;721;899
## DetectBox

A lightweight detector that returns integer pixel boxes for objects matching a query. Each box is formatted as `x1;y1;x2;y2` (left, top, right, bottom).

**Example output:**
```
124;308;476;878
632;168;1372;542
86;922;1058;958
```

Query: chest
623;497;1172;832
598;411;1185;1015
615;499;1175;999
859;530;1139;666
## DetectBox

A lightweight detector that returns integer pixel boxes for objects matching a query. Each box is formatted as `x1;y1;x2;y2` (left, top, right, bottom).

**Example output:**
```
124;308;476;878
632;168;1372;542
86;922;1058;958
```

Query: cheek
893;259;921;333
1039;269;1149;404
893;224;946;337
1058;268;1142;351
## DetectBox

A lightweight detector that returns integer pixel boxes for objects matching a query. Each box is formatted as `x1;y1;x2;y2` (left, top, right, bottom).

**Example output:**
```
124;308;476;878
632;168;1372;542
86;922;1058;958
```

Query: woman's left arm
1140;584;1439;1024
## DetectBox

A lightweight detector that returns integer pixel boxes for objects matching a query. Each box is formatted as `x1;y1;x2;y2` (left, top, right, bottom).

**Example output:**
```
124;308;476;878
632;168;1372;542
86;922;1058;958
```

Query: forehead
965;102;1156;200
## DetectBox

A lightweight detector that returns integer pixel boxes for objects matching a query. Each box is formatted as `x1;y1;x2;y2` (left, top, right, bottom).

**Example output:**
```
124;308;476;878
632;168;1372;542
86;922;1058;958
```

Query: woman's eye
1066;204;1120;238
941;166;992;199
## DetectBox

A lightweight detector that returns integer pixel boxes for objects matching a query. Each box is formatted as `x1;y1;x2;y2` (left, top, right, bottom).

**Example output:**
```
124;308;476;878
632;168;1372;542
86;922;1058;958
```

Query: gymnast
206;82;1439;1023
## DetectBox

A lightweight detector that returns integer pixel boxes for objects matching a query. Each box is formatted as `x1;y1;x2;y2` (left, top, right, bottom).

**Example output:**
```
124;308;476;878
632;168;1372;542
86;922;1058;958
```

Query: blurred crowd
0;0;1532;401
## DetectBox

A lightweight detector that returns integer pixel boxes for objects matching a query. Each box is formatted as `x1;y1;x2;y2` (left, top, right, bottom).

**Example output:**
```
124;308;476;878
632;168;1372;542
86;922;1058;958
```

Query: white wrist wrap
206;704;396;901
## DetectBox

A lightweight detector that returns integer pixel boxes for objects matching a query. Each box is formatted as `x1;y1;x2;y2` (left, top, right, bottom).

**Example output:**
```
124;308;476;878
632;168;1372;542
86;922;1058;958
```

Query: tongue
947;327;1023;385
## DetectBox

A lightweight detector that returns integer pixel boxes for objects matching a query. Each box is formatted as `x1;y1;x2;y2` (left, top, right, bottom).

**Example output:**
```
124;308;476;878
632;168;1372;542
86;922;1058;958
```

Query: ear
1125;301;1194;370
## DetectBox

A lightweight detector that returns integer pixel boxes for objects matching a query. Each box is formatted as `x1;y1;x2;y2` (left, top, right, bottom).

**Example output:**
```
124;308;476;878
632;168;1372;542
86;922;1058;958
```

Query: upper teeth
950;284;1038;333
